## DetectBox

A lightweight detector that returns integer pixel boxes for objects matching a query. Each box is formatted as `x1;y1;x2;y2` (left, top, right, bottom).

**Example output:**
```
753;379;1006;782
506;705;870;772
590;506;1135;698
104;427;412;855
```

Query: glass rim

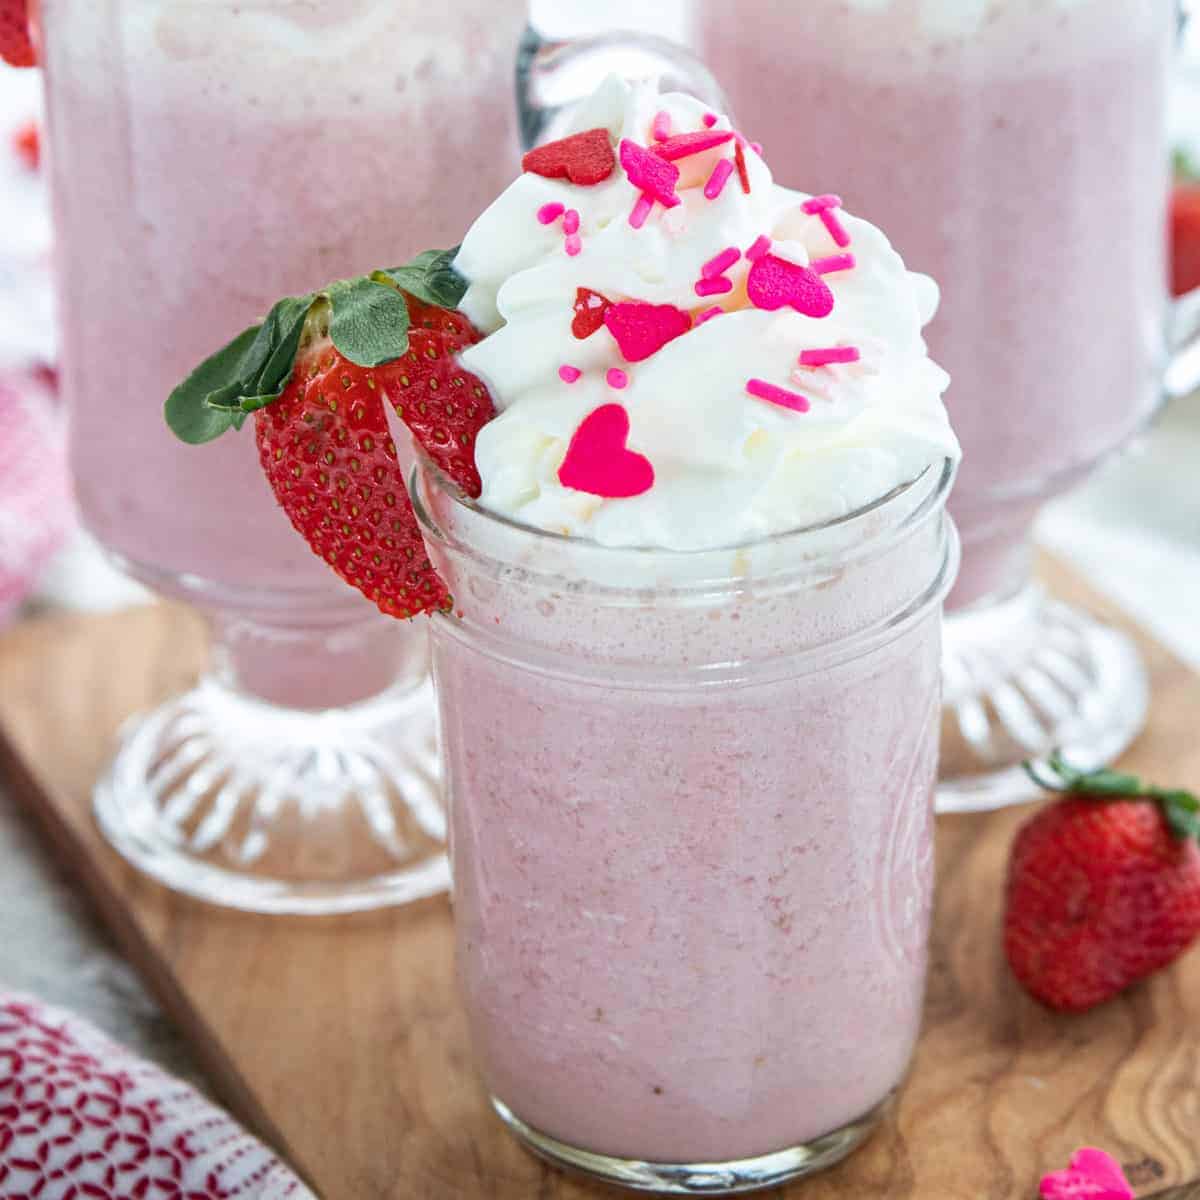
411;455;956;574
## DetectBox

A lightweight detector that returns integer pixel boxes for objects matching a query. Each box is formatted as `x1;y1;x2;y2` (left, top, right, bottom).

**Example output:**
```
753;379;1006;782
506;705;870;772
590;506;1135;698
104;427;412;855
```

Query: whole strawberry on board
1005;753;1200;1013
165;249;495;619
0;0;35;67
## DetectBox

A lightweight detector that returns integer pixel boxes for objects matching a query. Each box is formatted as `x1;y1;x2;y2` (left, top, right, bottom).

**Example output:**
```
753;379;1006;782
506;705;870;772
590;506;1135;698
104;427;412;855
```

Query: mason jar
414;456;958;1193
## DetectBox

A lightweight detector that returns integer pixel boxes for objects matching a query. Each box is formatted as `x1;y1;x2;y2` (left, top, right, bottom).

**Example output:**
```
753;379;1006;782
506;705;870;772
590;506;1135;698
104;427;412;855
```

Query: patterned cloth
0;993;316;1200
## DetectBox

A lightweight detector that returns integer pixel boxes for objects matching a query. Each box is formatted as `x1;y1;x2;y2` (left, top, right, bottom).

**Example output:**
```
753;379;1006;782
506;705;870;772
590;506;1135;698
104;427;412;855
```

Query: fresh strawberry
0;0;35;67
1005;754;1200;1013
12;119;37;170
522;128;615;186
1171;182;1200;297
165;249;495;618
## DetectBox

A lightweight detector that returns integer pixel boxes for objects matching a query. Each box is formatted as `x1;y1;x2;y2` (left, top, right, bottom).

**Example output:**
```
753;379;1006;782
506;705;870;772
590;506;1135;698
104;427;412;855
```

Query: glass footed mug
415;458;958;1194
37;0;526;914
522;1;1200;812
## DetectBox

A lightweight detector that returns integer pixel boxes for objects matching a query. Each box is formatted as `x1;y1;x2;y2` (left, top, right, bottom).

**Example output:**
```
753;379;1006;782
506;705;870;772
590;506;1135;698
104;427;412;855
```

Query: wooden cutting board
1;556;1199;1200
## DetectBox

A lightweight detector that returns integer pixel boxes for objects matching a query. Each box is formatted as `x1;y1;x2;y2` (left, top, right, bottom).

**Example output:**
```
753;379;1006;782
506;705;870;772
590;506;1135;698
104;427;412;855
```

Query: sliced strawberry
165;250;496;619
0;0;34;67
522;128;615;186
387;296;489;497
572;287;612;339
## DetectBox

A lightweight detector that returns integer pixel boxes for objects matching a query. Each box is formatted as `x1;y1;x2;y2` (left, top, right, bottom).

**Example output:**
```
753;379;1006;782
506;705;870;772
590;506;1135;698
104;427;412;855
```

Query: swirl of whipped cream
454;76;958;551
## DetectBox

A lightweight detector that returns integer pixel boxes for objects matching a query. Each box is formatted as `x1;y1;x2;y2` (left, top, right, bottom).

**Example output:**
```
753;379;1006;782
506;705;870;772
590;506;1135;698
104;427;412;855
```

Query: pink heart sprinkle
619;139;681;209
747;253;834;318
558;404;655;499
702;112;718;128
603;302;692;363
537;202;565;225
1040;1149;1133;1200
558;364;582;383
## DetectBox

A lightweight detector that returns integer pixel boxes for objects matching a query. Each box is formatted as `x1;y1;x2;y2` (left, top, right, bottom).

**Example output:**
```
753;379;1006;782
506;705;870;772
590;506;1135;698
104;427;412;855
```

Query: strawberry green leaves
378;248;469;309
164;248;467;444
1026;753;1200;843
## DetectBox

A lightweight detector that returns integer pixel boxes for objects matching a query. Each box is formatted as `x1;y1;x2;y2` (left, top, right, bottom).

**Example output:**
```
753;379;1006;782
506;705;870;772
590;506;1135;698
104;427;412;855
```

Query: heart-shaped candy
603;302;691;362
1039;1148;1134;1200
523;128;616;186
619;139;681;208
558;404;654;499
572;287;612;339
747;253;834;318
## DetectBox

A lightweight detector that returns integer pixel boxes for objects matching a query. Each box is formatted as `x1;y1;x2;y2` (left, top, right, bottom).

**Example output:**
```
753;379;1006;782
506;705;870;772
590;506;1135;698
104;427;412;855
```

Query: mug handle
515;23;730;151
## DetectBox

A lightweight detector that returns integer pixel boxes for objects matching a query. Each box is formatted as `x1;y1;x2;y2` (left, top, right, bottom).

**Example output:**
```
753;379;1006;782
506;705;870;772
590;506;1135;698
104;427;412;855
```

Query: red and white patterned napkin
0;992;316;1199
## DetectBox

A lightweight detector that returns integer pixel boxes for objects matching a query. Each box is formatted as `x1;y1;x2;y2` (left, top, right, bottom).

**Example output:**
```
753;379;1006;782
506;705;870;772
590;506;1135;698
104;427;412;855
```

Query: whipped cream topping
454;77;957;551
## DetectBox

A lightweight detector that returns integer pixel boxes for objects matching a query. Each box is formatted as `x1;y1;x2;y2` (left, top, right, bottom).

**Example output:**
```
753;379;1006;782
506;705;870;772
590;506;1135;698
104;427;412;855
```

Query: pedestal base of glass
491;1094;890;1195
94;673;449;915
938;582;1149;813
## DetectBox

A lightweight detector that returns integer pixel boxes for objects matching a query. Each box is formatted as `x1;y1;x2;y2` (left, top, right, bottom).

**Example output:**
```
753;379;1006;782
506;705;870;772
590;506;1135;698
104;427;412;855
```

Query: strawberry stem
164;247;467;445
1024;753;1200;842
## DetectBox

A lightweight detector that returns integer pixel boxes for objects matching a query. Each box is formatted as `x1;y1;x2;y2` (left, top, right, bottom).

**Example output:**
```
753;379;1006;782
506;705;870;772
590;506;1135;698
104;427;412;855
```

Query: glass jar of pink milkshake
36;0;525;912
415;456;956;1191
408;78;961;1190
687;0;1193;807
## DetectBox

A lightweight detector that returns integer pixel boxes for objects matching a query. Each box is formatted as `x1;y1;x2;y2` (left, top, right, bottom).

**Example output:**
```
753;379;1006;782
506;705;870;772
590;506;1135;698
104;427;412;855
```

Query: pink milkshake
41;0;523;603
695;0;1172;800
424;79;959;1187
35;0;525;913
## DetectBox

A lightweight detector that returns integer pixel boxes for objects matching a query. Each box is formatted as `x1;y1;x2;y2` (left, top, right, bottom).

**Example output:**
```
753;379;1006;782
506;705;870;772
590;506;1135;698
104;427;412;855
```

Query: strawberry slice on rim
165;249;495;618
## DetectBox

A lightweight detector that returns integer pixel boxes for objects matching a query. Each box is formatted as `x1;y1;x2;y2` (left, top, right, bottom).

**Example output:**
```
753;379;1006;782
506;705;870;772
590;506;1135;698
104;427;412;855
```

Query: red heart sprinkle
572;287;612;339
603;302;691;362
522;128;616;186
747;253;834;318
558;404;655;499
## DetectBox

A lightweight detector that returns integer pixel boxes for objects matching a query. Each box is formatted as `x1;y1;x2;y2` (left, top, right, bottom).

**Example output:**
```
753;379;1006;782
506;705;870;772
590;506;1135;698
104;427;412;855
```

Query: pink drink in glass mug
688;0;1193;805
36;0;526;912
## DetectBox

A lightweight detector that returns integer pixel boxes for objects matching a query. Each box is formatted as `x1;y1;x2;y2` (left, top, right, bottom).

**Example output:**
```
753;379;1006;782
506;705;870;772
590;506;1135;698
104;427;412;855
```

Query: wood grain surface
1;557;1199;1200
